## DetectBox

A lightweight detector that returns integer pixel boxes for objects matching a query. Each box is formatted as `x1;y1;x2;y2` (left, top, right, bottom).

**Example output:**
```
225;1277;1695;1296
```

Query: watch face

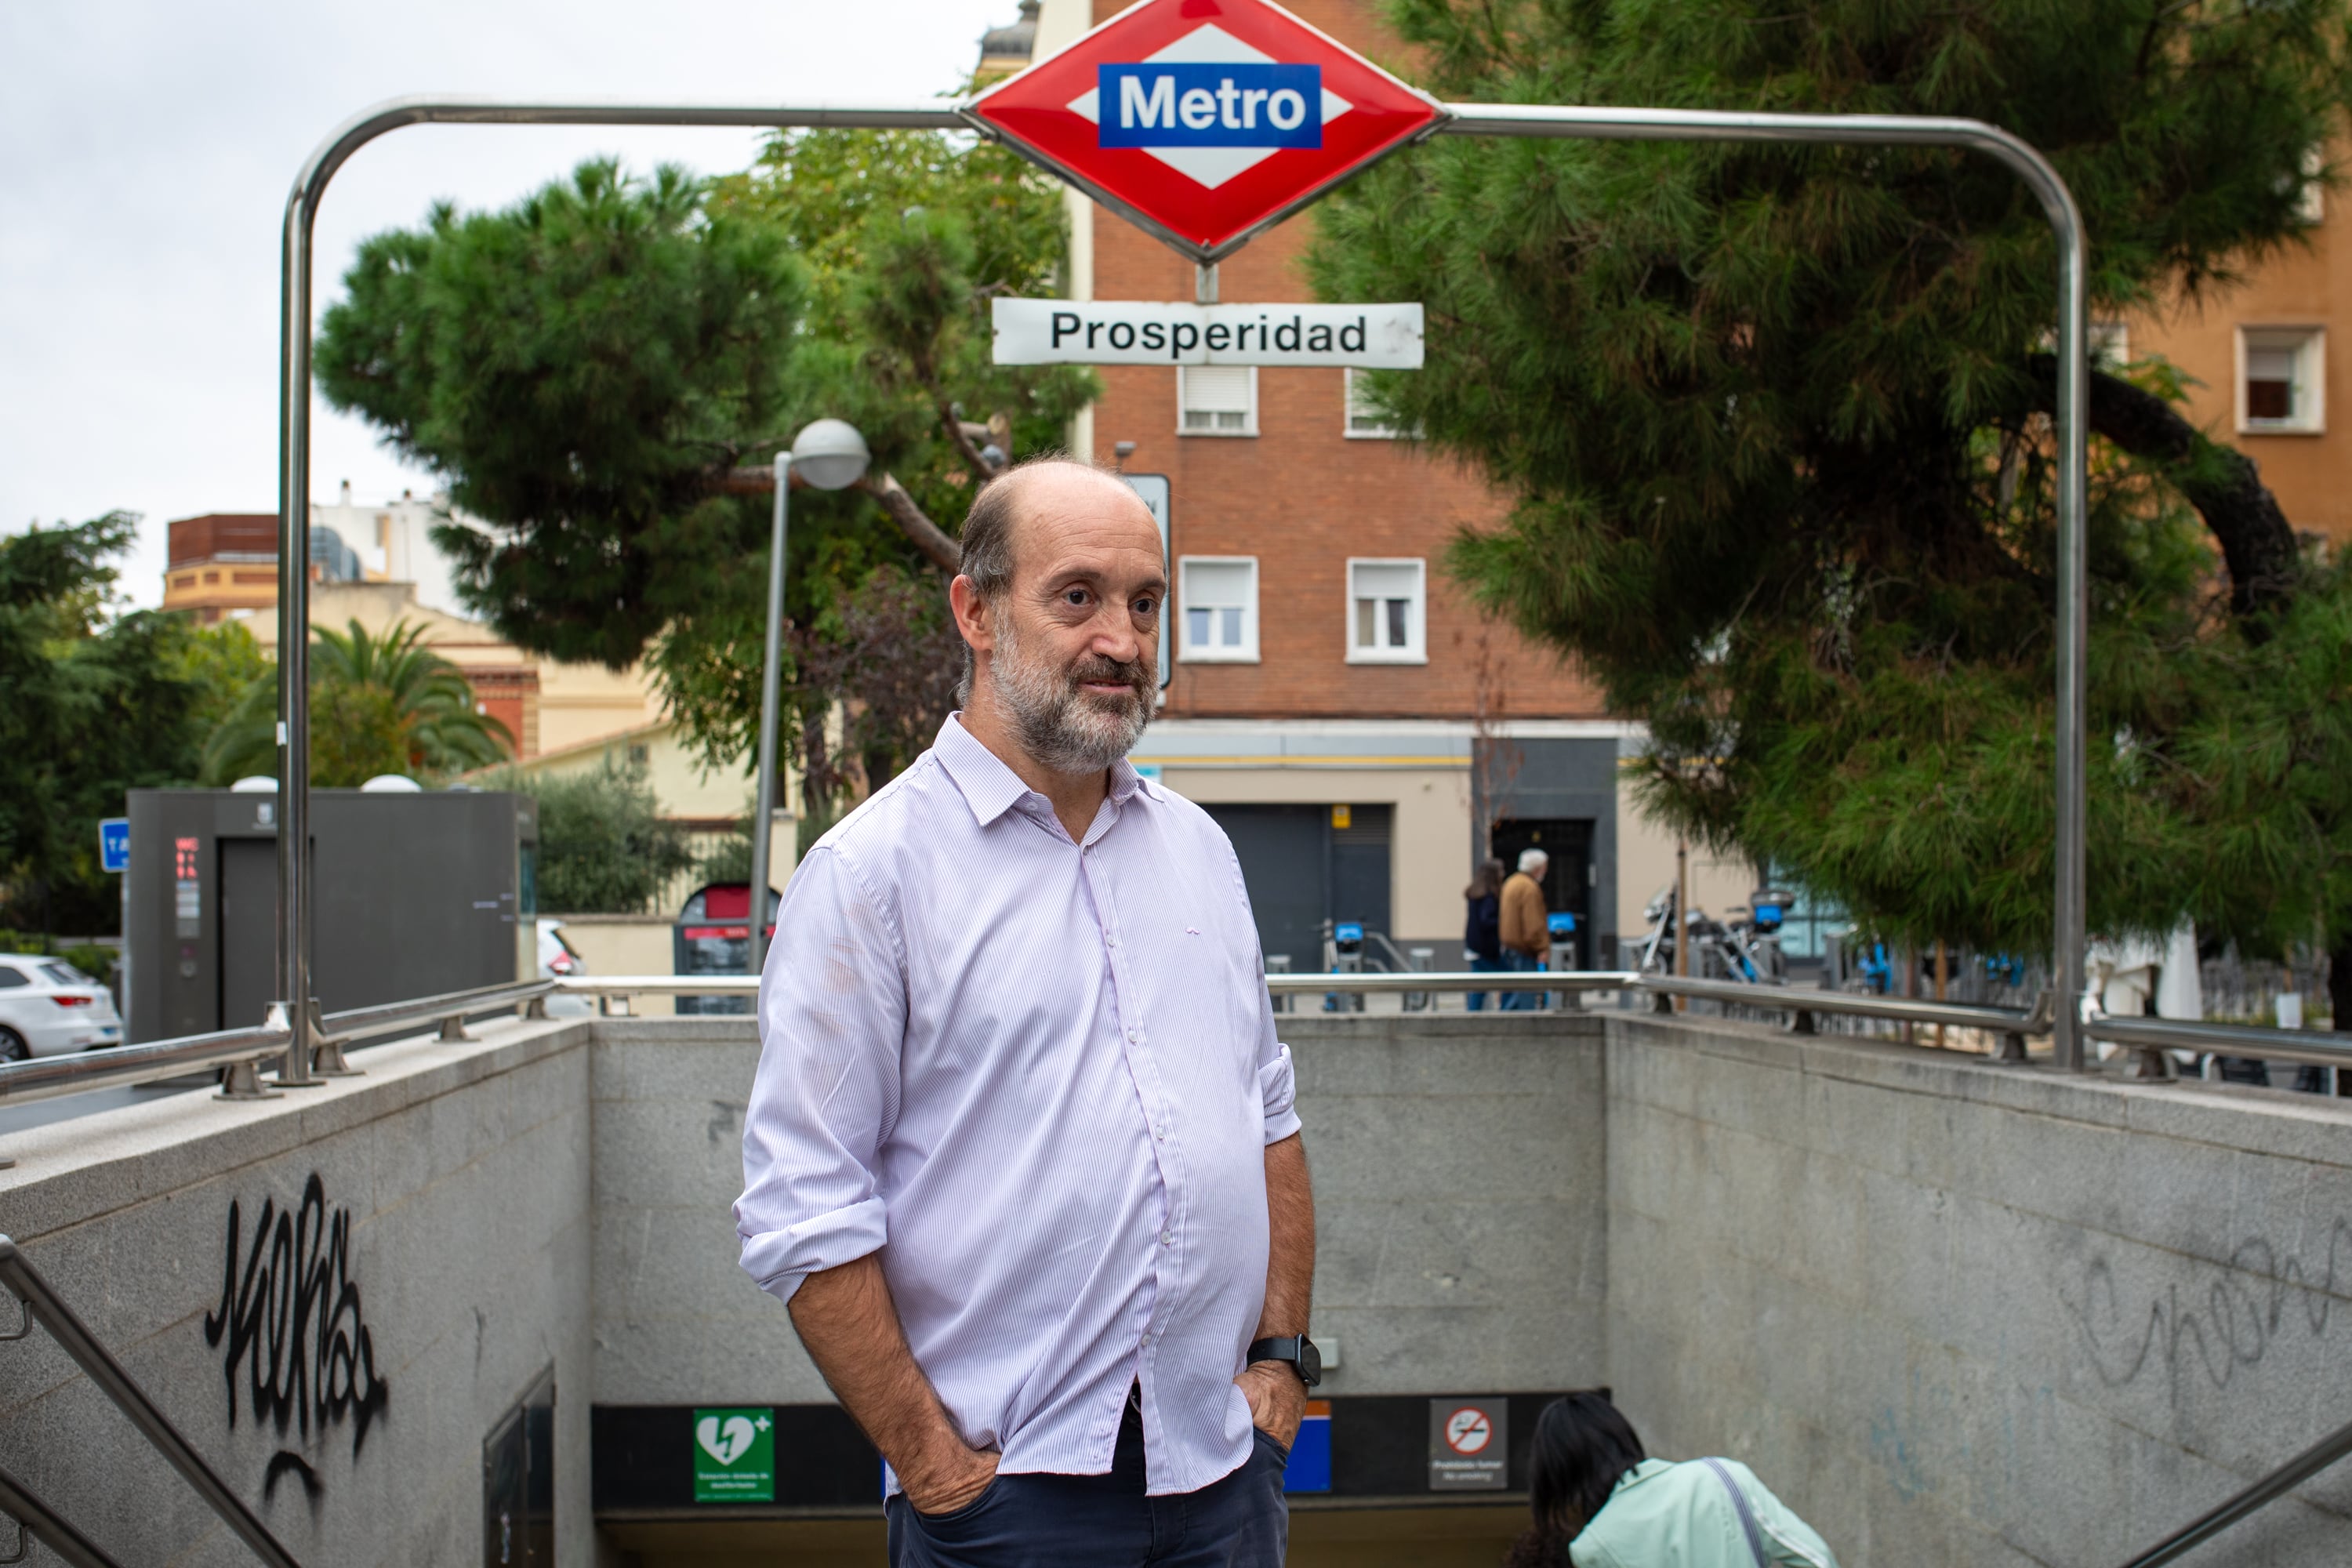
1298;1338;1322;1387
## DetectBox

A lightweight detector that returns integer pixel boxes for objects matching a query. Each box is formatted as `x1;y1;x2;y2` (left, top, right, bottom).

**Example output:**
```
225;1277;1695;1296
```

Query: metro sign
966;0;1446;263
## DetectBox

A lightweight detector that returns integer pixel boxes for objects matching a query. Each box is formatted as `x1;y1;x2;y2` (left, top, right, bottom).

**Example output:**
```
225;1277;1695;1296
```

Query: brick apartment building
1022;0;1706;974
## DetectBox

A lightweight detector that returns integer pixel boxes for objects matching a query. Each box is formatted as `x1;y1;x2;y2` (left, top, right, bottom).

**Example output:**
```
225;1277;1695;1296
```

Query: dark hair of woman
1465;856;1507;901
1503;1392;1648;1566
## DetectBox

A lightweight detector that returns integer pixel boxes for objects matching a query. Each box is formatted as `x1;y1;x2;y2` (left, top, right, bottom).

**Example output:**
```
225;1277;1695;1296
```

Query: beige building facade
2126;146;2350;542
231;581;665;764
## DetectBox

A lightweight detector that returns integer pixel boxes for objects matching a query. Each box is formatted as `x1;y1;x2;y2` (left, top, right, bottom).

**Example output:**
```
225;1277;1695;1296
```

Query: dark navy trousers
886;1396;1290;1568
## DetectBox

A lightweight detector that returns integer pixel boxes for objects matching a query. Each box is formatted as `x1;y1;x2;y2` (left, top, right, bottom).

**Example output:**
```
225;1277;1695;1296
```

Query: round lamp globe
791;419;871;492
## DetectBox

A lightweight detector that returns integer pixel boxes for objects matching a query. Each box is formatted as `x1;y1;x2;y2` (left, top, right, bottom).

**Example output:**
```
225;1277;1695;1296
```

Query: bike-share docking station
264;0;2095;1086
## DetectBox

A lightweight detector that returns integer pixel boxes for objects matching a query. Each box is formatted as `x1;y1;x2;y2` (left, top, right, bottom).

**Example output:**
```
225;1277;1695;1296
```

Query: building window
1343;368;1410;438
1345;558;1426;664
1178;365;1257;436
2238;327;2325;434
2089;321;2129;371
1178;557;1259;662
2293;144;2325;226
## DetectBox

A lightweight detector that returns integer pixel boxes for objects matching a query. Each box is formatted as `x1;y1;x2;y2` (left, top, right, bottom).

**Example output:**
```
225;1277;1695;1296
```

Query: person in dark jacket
1464;857;1506;1011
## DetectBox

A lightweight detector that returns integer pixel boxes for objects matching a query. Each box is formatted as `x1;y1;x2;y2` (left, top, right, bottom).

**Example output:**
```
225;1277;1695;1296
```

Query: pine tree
1311;0;2352;999
316;133;1094;787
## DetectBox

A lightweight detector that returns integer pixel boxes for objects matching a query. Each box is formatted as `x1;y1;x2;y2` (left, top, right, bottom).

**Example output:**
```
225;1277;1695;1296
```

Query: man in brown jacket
1497;849;1549;1011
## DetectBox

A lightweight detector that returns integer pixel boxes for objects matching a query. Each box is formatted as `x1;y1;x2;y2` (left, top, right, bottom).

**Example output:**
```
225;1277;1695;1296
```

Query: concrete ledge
0;1014;594;1241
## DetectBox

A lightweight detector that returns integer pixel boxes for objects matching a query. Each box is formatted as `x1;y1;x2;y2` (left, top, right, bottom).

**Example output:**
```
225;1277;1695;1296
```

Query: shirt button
1127;1029;1139;1043
1105;934;1117;946
1160;1230;1174;1245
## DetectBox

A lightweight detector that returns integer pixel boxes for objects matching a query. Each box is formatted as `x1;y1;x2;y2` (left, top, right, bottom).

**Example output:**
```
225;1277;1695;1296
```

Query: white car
0;955;124;1061
537;919;584;981
536;920;594;1017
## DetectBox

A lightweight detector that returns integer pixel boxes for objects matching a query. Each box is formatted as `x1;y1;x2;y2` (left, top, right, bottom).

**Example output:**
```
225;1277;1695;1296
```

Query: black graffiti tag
202;1172;390;1485
2070;1216;2352;1406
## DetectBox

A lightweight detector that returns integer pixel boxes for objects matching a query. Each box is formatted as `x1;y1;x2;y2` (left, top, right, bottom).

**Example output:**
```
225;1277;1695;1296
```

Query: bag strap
1697;1457;1770;1568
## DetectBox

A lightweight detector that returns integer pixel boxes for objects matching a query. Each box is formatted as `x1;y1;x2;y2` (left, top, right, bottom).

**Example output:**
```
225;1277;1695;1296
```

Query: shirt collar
932;713;1154;828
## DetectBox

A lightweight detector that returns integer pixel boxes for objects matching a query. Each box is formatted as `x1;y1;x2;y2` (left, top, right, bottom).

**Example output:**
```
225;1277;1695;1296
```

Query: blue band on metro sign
966;0;1442;263
1098;64;1323;148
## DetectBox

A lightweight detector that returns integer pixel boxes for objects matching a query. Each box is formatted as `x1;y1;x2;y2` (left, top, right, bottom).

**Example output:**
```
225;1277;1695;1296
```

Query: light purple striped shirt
735;714;1301;1496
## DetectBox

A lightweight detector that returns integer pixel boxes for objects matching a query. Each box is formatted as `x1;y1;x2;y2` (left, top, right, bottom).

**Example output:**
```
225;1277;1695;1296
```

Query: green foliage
319;162;807;671
317;130;1096;795
57;944;117;988
698;825;755;887
1312;0;2352;952
0;514;220;935
201;620;513;787
662;129;1096;776
488;757;694;915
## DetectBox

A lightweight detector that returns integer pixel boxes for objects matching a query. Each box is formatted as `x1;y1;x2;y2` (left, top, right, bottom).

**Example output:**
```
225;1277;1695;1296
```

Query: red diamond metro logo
966;0;1446;263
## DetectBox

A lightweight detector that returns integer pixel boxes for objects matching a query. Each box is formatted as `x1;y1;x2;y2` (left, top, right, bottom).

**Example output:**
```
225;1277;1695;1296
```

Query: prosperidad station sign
993;299;1421;368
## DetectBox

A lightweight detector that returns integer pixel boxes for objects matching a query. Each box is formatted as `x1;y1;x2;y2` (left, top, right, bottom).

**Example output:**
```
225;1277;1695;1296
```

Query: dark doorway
217;838;277;1034
1329;806;1392;936
484;1368;555;1568
1201;804;1395;975
1203;804;1327;975
1488;818;1595;967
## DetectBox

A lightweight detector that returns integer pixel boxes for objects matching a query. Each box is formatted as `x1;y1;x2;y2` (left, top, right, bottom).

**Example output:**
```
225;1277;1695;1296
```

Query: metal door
1328;805;1393;938
218;838;277;1033
484;1370;554;1567
1202;805;1326;977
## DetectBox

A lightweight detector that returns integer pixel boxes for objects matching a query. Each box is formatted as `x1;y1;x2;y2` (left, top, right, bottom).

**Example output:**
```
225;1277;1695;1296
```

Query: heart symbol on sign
695;1414;757;1467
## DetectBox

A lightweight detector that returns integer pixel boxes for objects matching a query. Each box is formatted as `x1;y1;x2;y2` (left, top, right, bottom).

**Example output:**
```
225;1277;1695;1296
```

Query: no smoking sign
1427;1397;1508;1490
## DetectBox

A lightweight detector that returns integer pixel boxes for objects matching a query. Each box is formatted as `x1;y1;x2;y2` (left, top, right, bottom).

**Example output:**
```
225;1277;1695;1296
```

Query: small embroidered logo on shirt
1185;926;1201;935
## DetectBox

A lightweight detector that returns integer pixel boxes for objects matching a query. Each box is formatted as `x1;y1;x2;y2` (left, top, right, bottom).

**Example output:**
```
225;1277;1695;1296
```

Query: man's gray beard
986;612;1152;774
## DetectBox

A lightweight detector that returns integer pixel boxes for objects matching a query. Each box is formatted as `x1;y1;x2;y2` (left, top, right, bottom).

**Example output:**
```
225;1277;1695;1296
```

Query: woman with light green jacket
1504;1393;1838;1568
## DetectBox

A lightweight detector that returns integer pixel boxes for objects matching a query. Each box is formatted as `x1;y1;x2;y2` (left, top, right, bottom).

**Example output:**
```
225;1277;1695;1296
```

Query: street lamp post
747;419;871;978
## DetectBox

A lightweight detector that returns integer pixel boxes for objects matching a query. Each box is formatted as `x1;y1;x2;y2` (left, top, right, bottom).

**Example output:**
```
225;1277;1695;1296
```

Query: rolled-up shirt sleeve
735;845;907;1303
1251;966;1301;1145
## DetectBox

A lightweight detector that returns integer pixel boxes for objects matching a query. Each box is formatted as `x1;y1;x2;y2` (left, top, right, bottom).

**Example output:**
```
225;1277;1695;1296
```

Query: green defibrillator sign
691;1407;776;1502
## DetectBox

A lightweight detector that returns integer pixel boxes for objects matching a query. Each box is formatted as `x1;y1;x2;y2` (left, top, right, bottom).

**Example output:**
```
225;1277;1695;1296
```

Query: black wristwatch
1247;1334;1321;1388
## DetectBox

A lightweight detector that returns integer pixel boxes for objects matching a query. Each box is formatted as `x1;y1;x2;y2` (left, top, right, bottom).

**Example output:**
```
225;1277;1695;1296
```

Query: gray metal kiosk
125;787;535;1043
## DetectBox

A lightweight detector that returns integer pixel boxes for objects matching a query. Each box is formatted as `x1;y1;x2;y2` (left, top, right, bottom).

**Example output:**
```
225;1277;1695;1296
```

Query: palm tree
201;619;514;786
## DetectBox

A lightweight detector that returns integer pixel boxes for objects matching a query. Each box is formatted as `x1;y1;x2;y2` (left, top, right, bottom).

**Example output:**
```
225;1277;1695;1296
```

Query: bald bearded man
735;458;1318;1567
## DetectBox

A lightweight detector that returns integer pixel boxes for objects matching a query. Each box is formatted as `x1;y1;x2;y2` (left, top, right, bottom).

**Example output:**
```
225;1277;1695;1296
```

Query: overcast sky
0;0;1002;608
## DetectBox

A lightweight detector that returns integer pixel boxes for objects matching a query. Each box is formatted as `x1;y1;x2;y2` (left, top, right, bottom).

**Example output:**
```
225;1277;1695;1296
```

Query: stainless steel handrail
0;1023;290;1109
2086;1011;2352;1070
1269;970;1635;996
2116;1413;2352;1568
8;967;2340;1121
0;1460;125;1568
0;978;557;1110
1645;974;2046;1036
318;979;554;1044
0;1238;301;1568
557;971;1641;999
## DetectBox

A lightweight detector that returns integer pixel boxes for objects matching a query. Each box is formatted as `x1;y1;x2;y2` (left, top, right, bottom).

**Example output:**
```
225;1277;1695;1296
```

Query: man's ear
949;575;994;656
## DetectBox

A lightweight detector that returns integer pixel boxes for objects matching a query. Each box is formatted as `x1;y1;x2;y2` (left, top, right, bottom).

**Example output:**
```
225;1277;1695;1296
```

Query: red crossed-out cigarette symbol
1444;1407;1492;1454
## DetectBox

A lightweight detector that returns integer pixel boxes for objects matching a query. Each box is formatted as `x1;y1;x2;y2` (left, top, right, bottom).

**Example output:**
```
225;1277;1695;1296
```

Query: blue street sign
99;817;129;875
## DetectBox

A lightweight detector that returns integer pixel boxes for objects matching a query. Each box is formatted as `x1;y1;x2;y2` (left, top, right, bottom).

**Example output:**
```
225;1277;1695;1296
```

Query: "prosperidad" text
991;299;1424;368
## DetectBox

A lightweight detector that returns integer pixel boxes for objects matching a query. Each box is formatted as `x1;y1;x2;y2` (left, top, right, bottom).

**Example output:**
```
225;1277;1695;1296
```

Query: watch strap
1248;1334;1317;1386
